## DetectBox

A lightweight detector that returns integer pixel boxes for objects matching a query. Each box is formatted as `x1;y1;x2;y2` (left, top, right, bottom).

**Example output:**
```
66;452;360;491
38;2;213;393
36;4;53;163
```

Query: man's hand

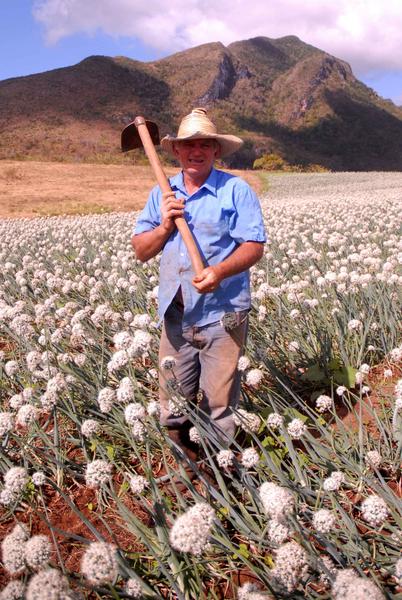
192;266;222;294
161;191;185;234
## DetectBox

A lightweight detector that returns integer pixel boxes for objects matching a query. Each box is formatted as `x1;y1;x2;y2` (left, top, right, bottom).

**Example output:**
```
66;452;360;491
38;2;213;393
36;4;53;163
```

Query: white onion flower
113;331;133;350
245;368;264;388
267;519;292;545
1;528;26;574
347;319;363;332
241;447;260;469
336;386;347;396
266;412;284;430
216;449;234;469
365;450;382;470
315;395;333;413
233;409;261;433
81;419;101;438
125;578;143;598
132;313;151;329
332;568;385;600
259;482;294;520
32;471;46;486
271;541;309;593
0;411;14;436
0;580;25;600
107;349;129;373
81;542;119;585
189;426;201;444
361;494;389;527
97;387;115;413
85;460;113;488
312;509;336;533
129;474;149;494
24;534;52;570
237;355;251;372
237;582;267;600
124;402;146;425
5;360;19;377
116;377;135;403
169;503;215;555
287;418;307;439
4;466;29;494
323;471;345;492
26;567;74;600
147;400;160;417
168;396;187;417
131;420;146;441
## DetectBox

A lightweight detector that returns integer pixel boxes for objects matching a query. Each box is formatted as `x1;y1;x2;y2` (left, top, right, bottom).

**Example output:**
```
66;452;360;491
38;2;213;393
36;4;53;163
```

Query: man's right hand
161;191;185;233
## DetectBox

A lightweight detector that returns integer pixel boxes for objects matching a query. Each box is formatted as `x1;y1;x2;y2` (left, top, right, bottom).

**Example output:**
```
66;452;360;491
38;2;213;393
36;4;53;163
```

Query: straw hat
161;108;243;158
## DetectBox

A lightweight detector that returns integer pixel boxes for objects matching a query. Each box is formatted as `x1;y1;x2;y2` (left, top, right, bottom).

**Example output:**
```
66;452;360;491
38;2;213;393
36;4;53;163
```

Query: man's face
173;138;220;181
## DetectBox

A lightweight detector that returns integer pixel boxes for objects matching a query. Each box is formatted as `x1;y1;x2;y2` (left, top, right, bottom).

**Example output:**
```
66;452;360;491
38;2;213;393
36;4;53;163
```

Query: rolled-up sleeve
229;181;267;244
133;186;161;235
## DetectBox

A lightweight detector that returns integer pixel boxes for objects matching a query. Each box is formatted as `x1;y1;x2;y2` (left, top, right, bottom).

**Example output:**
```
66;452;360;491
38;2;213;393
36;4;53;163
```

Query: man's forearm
214;241;264;280
131;226;172;262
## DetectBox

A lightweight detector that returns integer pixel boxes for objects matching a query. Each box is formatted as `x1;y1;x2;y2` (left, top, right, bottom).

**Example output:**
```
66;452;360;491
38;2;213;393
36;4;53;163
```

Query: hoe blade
121;119;160;152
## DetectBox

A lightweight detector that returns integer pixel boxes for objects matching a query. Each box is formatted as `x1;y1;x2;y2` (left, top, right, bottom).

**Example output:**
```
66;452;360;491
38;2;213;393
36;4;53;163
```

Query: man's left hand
192;266;222;294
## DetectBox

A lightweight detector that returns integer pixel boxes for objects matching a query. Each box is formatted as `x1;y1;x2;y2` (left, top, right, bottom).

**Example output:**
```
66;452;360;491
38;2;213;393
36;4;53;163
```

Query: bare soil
0;160;263;219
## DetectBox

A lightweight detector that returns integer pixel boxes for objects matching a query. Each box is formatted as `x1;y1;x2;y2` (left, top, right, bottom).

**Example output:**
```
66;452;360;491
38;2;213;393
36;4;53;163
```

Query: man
132;108;266;472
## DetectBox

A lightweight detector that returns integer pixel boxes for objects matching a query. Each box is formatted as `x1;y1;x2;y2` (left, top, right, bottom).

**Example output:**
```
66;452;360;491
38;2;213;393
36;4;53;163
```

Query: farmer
132;108;266;472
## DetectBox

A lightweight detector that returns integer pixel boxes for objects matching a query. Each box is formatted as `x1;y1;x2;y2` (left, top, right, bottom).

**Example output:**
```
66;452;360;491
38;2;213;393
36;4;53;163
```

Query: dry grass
0;160;263;218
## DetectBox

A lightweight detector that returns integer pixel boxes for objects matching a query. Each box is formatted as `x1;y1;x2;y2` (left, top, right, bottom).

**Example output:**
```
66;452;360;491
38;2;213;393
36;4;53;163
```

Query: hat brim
161;132;243;158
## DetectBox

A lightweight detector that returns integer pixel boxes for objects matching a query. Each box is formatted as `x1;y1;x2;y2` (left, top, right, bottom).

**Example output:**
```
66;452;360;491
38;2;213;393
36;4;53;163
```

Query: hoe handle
134;116;205;276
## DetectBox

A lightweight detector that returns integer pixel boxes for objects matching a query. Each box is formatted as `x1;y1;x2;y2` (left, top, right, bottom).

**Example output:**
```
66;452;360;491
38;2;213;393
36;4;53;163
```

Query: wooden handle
134;117;205;276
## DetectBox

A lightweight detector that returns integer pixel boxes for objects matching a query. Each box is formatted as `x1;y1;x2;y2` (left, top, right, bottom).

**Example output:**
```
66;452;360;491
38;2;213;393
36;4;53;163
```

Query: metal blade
121;119;160;152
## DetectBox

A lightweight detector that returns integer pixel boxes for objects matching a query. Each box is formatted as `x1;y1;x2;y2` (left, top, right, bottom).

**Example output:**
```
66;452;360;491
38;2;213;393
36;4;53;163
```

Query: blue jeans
159;298;248;440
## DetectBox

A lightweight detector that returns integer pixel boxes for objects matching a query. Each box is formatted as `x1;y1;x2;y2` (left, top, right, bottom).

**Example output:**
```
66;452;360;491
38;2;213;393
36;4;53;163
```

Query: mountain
1;35;402;170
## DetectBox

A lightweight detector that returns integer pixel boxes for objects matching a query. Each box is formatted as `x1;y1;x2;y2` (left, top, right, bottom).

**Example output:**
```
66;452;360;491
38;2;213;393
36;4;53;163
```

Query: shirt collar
170;167;218;197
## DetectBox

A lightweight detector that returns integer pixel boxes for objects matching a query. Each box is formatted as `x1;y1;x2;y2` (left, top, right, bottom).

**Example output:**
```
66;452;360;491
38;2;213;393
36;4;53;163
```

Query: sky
1;0;402;105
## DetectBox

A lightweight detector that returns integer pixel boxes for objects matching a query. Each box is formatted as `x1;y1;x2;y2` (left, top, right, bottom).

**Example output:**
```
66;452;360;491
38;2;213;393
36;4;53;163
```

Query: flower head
0;411;14;436
245;368;264;388
237;355;251;372
361;494;389;527
323;471;345;492
271;541;309;593
26;568;74;600
81;419;101;438
129;474;149;494
312;509;336;534
365;450;382;470
24;535;52;570
169;502;215;555
233;409;261;433
241;447;260;469
259;482;294;520
85;460;112;488
266;412;284;430
0;580;25;600
216;449;234;469
32;471;46;486
81;542;119;586
315;395;333;413
332;569;385;600
287;418;307;439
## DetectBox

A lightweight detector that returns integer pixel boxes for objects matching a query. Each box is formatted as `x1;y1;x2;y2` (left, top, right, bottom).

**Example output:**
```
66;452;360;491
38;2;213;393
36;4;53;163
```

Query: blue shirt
134;167;266;327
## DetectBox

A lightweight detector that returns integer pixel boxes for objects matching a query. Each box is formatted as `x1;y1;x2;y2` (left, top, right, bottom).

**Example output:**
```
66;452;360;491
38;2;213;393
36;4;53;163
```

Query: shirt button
180;253;184;257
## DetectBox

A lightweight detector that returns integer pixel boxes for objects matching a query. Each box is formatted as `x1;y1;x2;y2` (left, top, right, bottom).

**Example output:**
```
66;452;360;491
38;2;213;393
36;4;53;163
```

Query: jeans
159;298;248;440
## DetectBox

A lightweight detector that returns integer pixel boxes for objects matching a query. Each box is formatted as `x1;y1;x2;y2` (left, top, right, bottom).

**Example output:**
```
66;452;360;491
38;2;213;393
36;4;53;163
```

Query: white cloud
32;0;402;75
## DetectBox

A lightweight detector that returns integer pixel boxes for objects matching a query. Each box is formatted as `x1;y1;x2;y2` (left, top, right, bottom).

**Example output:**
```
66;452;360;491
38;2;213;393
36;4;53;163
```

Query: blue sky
1;0;402;105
